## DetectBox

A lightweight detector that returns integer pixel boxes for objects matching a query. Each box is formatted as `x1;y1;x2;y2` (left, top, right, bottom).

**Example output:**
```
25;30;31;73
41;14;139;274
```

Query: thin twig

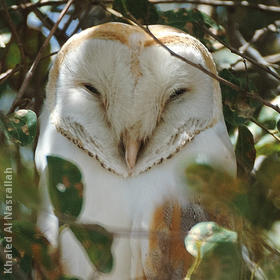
0;0;26;63
9;0;74;113
240;20;280;54
250;118;280;143
149;0;280;13
0;66;21;85
200;24;280;81
6;0;280;13
0;52;57;85
7;0;67;11
5;0;112;11
21;0;68;46
102;5;280;115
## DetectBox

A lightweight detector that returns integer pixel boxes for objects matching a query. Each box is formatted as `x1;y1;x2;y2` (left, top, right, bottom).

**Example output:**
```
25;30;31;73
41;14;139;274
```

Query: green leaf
5;42;21;68
70;223;113;273
185;222;237;258
113;0;158;24
219;69;248;127
1;110;37;146
260;253;280;279
12;221;53;270
185;222;242;280
0;226;33;279
185;163;236;199
47;156;84;219
184;222;241;279
235;126;256;177
262;119;276;130
256;142;280;156
277;119;280;132
12;221;62;278
256;152;280;192
231;153;280;229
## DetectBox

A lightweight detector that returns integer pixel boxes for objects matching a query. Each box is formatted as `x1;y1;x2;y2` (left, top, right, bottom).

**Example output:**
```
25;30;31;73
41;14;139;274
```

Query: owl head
46;22;223;177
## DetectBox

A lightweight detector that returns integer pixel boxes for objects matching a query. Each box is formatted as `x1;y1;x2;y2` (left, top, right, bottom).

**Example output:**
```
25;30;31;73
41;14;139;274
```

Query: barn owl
35;22;236;279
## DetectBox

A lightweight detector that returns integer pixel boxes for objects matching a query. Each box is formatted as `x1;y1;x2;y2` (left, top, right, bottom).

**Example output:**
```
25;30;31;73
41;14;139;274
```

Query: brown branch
200;24;280;81
232;53;280;72
21;0;68;46
0;0;26;64
250;118;280;143
6;0;280;13
0;52;58;85
240;20;280;54
6;0;112;11
7;1;67;11
102;5;280;115
149;0;280;13
9;0;74;113
0;66;21;85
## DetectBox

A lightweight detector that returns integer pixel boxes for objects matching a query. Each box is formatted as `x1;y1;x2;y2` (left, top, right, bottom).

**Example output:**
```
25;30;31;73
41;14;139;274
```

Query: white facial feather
36;22;236;279
46;23;223;177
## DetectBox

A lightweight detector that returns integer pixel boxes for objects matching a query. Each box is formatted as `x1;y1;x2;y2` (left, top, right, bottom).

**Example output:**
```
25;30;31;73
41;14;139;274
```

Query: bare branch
0;0;26;63
250;118;280;143
0;66;20;85
240;20;280;54
149;0;280;13
9;0;74;113
102;5;280;115
200;24;280;81
6;0;280;13
7;0;67;11
21;0;68;46
0;51;57;86
5;0;113;11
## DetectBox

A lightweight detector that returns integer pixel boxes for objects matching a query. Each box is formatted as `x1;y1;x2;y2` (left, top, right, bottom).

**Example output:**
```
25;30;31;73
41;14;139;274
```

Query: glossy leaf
185;222;237;258
47;156;84;219
70;223;114;273
1;110;37;146
185;222;242;280
235;126;256;177
219;69;249;127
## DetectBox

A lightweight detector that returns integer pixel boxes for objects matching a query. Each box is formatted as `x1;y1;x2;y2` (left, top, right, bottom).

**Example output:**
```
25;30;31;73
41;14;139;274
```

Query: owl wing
130;120;236;279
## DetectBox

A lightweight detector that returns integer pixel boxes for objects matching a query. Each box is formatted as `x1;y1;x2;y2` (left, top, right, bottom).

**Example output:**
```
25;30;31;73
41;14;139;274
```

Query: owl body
35;22;236;279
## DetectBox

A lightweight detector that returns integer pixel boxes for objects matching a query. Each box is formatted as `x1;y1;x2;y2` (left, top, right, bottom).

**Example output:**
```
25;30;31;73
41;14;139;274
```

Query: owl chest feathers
36;22;236;279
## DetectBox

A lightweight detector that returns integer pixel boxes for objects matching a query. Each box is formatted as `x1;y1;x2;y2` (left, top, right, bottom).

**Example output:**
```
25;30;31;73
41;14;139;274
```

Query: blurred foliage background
0;0;280;279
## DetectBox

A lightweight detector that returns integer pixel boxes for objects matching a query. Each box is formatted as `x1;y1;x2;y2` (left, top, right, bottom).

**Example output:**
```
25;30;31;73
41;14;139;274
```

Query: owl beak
122;133;141;170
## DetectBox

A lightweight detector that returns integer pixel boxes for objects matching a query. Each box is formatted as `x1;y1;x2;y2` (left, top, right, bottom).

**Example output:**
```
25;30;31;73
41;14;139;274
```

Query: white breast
35;104;236;279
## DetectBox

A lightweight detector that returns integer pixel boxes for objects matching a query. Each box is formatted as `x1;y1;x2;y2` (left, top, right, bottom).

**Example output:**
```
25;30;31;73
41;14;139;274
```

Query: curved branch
9;0;74;113
6;0;280;13
200;24;280;81
102;5;280;115
150;0;280;13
